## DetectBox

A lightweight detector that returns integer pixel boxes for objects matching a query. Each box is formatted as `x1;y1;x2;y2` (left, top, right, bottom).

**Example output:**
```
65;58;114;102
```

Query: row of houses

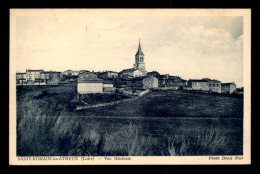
77;71;159;94
186;79;237;94
16;68;237;94
16;69;62;85
76;70;237;94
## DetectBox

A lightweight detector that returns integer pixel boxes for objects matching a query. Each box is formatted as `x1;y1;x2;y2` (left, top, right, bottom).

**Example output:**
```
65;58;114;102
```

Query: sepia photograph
9;9;251;165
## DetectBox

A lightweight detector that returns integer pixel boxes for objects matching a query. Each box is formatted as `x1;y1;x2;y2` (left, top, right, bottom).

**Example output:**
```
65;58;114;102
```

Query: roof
189;79;221;83
16;72;26;75
118;77;132;81
208;80;221;83
222;82;236;86
42;71;61;74
26;69;44;72
63;70;79;73
179;79;187;82
79;71;94;75
119;68;140;74
79;70;90;73
135;39;144;56
134;76;157;81
188;79;209;82
78;79;103;83
99;71;118;74
168;76;178;79
103;80;114;84
147;71;160;75
159;74;169;78
201;78;221;83
71;71;80;73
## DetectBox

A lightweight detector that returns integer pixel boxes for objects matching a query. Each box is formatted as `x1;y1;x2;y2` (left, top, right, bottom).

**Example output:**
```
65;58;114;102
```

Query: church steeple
134;39;146;74
135;38;144;56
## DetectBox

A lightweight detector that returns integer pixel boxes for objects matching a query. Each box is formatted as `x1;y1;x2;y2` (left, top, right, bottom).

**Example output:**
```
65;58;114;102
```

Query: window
213;84;215;87
209;84;211;87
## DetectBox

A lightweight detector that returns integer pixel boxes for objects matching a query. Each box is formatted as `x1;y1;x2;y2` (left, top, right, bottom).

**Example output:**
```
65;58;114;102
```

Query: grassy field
16;84;243;156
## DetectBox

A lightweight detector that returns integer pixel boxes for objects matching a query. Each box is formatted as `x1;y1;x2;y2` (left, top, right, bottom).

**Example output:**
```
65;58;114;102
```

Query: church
118;39;147;78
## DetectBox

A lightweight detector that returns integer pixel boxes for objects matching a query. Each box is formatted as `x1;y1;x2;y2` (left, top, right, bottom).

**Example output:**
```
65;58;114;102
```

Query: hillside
16;84;243;156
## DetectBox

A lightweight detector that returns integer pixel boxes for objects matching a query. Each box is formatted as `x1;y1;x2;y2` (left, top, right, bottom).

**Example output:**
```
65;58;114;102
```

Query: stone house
159;75;187;89
16;73;27;85
188;79;210;91
113;77;129;88
208;79;221;93
40;72;50;83
49;72;62;83
26;69;44;82
118;68;144;78
129;76;159;89
221;82;237;94
63;70;80;76
98;71;118;79
40;71;62;84
103;80;114;88
188;78;221;93
78;71;95;79
147;71;160;79
77;72;103;94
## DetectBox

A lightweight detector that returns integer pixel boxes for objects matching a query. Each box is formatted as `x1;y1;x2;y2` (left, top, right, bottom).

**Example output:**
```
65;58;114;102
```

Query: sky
16;14;244;87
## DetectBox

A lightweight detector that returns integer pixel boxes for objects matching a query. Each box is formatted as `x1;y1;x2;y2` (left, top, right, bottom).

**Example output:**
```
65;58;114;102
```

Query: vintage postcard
9;9;251;165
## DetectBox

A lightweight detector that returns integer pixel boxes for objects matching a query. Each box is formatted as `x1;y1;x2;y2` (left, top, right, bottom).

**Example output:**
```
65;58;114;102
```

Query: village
12;9;248;159
16;39;243;106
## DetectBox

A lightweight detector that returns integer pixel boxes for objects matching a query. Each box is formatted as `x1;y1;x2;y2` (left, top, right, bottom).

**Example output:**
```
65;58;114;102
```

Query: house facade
26;69;44;82
159;75;187;89
188;78;221;93
147;71;160;79
103;80;114;88
98;71;118;79
78;71;96;79
118;68;144;78
208;80;221;93
63;70;80;76
39;71;62;84
130;76;158;89
221;82;237;94
16;73;27;85
188;79;210;91
49;72;62;83
16;70;62;85
77;72;103;94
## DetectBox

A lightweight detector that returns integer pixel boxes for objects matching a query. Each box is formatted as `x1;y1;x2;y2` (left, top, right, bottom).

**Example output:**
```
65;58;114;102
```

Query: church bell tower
134;39;146;74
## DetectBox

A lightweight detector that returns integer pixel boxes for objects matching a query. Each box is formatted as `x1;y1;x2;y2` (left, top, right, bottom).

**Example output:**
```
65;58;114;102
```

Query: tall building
134;39;146;75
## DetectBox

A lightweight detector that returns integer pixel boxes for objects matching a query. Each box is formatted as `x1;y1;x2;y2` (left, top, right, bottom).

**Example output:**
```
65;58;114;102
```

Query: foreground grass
17;115;240;156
